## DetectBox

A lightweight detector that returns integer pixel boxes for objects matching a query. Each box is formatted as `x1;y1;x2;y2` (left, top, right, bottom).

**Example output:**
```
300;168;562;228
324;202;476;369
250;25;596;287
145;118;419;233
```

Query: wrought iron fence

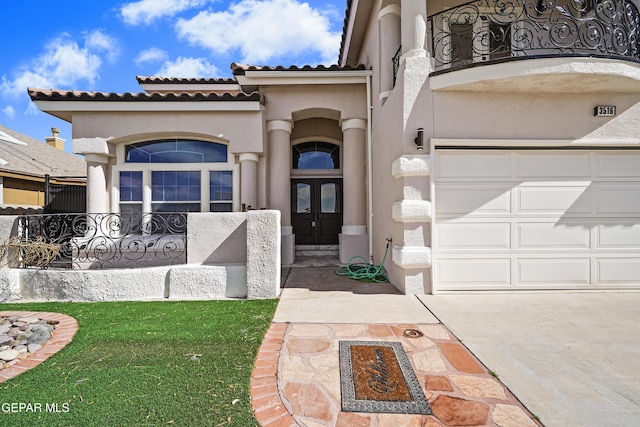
428;0;640;72
17;212;187;269
393;45;402;86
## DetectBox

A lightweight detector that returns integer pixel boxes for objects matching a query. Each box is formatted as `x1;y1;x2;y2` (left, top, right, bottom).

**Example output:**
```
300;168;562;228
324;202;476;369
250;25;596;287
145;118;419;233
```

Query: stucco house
0;125;85;213
29;0;640;294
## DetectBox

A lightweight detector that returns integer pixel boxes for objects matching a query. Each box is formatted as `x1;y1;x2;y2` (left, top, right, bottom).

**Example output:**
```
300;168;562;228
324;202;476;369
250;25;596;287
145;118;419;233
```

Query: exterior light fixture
414;128;424;150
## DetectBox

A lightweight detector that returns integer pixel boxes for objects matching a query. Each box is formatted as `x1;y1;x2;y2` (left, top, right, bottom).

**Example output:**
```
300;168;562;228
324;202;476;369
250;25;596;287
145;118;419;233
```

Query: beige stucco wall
72;110;265;154
432;91;640;140
261;86;368;122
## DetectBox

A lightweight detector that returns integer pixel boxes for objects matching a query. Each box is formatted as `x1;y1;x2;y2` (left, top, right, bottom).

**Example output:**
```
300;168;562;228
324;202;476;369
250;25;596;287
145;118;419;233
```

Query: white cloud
84;30;120;63
155;57;218;77
2;105;15;119
135;48;169;66
121;0;210;25
25;103;40;116
0;33;114;98
175;0;341;64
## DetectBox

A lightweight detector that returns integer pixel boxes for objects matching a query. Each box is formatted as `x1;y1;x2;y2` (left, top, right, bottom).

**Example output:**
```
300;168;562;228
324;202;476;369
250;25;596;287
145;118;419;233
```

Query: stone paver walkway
0;311;78;384
252;322;541;427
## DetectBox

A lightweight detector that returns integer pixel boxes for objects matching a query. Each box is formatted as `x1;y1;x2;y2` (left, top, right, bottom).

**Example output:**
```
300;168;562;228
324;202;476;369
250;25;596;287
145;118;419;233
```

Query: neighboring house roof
0;125;86;181
28;88;262;102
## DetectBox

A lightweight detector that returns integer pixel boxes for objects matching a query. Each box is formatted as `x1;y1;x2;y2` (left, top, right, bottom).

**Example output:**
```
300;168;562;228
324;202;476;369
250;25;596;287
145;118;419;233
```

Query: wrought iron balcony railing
16;212;187;270
427;0;640;72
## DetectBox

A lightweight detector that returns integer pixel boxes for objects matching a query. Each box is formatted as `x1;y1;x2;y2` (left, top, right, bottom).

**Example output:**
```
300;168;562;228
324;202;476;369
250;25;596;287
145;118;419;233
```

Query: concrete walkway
420;293;640;427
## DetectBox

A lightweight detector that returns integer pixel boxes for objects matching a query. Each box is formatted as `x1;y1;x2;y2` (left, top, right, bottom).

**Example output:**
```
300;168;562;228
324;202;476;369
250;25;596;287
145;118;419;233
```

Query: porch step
295;245;339;258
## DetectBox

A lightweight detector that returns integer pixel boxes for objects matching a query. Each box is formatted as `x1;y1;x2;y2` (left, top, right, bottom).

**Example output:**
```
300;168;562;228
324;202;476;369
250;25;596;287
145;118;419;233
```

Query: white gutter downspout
366;74;374;262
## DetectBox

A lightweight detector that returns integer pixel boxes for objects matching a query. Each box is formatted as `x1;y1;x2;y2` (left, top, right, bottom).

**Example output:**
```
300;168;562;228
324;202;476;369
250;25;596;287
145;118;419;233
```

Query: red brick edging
251;323;297;427
0;311;79;383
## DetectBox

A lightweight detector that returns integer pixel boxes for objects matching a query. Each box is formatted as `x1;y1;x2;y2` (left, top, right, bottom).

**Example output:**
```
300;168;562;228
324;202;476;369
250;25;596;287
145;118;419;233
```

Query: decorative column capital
267;120;292;134
84;153;111;164
341;118;367;132
378;4;401;19
239;153;259;163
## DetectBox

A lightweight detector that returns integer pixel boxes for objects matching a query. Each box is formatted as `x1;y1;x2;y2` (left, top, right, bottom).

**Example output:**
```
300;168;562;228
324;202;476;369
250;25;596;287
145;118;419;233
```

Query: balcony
427;0;640;91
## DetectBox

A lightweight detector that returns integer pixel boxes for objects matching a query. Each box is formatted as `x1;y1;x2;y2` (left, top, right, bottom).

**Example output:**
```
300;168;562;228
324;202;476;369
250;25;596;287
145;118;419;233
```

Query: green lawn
0;299;278;426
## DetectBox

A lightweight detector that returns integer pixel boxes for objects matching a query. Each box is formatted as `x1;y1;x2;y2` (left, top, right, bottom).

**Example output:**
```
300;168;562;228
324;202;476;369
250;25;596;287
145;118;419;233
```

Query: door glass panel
320;183;336;213
296;183;311;213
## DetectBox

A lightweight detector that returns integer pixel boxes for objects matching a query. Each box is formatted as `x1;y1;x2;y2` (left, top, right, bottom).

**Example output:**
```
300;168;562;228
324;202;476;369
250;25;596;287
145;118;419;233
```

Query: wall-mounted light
414;128;424;150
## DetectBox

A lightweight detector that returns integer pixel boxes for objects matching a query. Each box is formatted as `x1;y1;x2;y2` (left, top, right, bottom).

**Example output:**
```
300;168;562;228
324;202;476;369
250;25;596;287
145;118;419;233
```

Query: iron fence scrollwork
428;0;640;71
17;212;187;269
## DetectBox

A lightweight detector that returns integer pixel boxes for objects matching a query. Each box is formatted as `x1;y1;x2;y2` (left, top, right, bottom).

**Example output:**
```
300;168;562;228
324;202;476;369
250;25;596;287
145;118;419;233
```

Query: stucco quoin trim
341;118;367;131
392;200;432;223
392;154;431;178
392;245;432;269
267;120;293;134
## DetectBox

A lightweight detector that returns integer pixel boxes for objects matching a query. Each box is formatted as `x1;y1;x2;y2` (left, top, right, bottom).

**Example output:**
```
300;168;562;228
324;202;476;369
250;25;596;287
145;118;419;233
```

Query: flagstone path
251;322;541;427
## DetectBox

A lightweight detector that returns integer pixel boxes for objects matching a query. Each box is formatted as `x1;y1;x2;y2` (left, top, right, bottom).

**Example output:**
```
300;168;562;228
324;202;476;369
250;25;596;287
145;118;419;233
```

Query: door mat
339;341;432;414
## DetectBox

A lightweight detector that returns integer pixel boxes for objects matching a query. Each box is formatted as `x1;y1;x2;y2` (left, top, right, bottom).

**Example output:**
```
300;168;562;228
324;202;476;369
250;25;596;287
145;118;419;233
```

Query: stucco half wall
0;210;281;302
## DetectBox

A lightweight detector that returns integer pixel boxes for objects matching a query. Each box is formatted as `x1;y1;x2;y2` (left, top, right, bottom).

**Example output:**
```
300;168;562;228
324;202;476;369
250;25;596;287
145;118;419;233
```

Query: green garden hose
336;239;390;283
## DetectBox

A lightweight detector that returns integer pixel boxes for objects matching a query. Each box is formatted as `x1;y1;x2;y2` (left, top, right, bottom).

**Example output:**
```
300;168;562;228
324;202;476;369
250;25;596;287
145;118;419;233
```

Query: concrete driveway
419;293;640;427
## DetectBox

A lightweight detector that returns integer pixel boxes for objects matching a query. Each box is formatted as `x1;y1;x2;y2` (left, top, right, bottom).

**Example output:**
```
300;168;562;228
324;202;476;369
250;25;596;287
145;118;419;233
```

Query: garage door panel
517;186;590;214
516;151;591;178
595;185;640;214
518;258;591;285
438;222;510;249
596;152;640;177
597;223;640;248
436;151;511;178
437;185;511;215
435;149;640;290
597;259;640;284
517;223;590;249
438;259;511;287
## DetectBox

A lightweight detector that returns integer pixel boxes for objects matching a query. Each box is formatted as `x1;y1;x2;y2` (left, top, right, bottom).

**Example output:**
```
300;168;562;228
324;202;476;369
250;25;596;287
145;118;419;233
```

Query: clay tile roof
136;76;237;84
230;62;368;75
28;88;263;102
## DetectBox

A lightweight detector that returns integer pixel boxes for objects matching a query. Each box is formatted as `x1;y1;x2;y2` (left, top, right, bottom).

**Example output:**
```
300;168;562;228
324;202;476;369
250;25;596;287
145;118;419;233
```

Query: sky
0;0;347;151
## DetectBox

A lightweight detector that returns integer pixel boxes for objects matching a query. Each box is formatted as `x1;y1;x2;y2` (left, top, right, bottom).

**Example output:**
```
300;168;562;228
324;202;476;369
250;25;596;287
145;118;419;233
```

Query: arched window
125;139;228;163
117;139;235;216
292;142;340;169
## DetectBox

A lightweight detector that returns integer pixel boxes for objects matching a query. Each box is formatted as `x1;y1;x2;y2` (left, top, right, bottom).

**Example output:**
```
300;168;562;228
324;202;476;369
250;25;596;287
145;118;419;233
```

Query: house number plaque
594;105;616;117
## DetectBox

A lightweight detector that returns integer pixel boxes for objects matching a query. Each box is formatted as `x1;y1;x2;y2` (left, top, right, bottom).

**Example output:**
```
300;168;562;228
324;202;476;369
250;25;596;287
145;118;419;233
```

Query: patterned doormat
339;341;432;414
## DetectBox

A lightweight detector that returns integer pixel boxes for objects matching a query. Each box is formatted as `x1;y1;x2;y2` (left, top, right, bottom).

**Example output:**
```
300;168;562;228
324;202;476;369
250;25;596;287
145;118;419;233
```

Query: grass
0;299;278;426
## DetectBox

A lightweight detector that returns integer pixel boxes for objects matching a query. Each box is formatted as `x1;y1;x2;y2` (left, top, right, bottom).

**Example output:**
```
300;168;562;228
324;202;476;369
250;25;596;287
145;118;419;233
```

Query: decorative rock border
0;311;78;383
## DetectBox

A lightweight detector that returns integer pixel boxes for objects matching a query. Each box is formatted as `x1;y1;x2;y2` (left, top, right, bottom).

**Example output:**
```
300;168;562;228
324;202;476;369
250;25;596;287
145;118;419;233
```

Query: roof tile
230;62;368;75
28;88;263;103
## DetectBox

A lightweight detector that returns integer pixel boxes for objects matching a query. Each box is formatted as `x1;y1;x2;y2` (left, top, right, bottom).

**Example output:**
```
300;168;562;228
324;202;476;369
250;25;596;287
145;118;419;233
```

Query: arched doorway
290;141;343;245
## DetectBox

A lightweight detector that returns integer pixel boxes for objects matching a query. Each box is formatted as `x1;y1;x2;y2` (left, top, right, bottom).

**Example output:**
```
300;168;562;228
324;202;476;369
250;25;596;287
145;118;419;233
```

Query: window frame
113;139;239;214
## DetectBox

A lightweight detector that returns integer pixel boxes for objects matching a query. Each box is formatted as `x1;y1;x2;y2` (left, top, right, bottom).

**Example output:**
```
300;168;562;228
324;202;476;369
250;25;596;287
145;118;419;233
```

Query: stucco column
340;118;368;263
85;153;110;214
401;0;427;58
239;153;259;210
379;4;402;99
267;120;294;264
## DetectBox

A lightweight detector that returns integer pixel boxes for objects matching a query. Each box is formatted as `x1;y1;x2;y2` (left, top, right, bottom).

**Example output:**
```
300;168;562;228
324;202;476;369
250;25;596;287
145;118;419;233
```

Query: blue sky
0;0;346;151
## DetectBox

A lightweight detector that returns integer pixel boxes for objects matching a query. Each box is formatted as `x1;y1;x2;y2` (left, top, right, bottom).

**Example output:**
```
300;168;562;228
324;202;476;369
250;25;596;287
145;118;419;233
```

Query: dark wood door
291;178;342;245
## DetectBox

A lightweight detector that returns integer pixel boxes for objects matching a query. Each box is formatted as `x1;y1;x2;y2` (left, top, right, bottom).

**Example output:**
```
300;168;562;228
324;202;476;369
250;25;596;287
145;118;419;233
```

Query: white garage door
434;149;640;291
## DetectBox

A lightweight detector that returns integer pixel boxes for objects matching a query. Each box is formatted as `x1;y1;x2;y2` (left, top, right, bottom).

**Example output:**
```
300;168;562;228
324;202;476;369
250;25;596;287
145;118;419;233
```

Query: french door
291;178;342;245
